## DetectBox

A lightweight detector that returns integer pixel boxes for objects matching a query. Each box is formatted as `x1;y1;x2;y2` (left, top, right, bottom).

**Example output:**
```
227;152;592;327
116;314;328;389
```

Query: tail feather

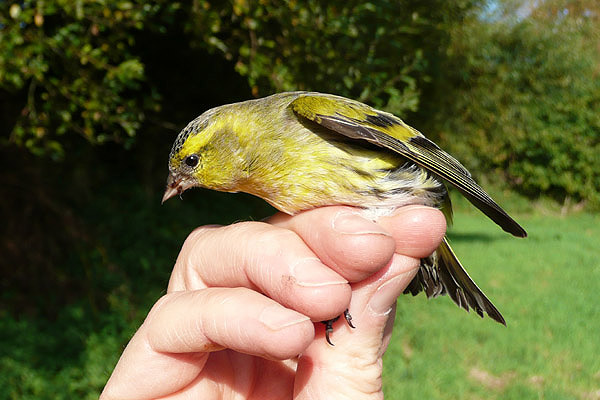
404;236;505;325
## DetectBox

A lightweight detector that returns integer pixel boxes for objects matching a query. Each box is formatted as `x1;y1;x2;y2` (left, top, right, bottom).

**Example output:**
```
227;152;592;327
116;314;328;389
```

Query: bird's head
162;107;248;203
162;115;209;203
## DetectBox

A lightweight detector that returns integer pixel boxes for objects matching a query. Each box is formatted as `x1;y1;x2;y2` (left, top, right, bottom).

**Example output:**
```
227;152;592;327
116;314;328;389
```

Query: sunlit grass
384;211;600;399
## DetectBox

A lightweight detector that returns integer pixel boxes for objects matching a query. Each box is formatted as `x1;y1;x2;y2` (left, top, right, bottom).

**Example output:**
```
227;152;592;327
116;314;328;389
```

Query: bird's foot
321;309;355;345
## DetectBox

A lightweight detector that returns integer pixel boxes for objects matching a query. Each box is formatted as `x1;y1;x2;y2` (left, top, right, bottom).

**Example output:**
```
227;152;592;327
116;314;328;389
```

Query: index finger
268;205;446;282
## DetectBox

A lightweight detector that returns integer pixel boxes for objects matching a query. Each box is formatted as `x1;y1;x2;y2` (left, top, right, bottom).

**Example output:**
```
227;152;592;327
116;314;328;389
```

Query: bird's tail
403;236;505;325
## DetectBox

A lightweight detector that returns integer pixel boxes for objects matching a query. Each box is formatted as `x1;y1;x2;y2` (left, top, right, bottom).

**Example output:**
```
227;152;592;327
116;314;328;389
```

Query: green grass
384;211;600;400
2;179;598;399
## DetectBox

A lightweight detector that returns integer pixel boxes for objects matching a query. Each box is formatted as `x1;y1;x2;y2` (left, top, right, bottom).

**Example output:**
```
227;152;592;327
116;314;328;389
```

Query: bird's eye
184;154;199;168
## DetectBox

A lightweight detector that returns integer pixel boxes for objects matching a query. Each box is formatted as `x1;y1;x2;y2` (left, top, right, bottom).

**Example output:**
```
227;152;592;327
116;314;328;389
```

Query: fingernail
259;305;310;330
368;271;415;315
291;258;348;287
332;211;391;236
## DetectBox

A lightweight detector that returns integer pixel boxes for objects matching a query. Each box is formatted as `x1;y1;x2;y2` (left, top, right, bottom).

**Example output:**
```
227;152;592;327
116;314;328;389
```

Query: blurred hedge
421;0;600;207
2;1;599;205
1;0;475;157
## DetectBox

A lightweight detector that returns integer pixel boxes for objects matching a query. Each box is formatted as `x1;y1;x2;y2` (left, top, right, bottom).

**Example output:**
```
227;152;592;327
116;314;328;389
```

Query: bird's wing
290;93;526;238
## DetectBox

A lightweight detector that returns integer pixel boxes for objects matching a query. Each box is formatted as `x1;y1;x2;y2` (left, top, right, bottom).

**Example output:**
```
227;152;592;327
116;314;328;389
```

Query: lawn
383;211;600;400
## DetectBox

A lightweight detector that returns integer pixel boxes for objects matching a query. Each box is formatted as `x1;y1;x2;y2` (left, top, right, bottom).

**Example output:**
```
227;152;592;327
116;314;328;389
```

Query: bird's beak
162;173;183;204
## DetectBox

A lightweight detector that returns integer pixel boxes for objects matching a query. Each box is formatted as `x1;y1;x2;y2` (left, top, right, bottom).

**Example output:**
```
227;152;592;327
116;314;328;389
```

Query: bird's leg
321;309;355;345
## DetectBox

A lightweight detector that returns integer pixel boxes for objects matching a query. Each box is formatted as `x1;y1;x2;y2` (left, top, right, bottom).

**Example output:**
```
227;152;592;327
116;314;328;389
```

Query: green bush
184;0;478;113
425;3;600;207
0;1;182;158
1;0;478;158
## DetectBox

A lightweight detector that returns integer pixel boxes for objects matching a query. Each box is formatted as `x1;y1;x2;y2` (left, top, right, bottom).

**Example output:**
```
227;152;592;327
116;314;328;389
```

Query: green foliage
1;0;479;157
2;0;600;204
0;1;174;158
424;2;600;207
184;0;479;114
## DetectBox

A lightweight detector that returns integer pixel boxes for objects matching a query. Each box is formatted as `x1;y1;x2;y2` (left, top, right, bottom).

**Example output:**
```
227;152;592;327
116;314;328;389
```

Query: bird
162;91;527;344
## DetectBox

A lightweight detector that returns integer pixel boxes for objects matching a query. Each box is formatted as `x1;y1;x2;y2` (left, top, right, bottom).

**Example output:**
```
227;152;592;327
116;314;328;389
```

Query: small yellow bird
163;91;526;342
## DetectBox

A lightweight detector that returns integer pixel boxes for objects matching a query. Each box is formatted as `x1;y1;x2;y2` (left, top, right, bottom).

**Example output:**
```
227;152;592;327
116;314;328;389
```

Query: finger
268;206;397;282
293;206;446;399
294;253;419;399
305;206;445;348
102;287;313;400
147;288;313;358
168;222;352;322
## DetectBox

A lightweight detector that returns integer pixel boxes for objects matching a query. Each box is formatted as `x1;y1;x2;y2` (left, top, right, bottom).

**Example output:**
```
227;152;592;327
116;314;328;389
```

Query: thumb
293;253;419;399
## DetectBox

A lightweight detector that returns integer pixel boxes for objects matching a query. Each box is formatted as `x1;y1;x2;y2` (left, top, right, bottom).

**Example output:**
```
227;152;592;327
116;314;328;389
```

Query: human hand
100;205;446;399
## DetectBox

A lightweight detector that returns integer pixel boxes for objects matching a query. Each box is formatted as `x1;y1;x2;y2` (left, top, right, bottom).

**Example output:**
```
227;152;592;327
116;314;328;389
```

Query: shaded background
1;0;599;398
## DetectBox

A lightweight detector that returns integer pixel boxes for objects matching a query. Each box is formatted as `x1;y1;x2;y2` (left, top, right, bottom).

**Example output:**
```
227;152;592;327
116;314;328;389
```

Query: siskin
163;91;526;343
